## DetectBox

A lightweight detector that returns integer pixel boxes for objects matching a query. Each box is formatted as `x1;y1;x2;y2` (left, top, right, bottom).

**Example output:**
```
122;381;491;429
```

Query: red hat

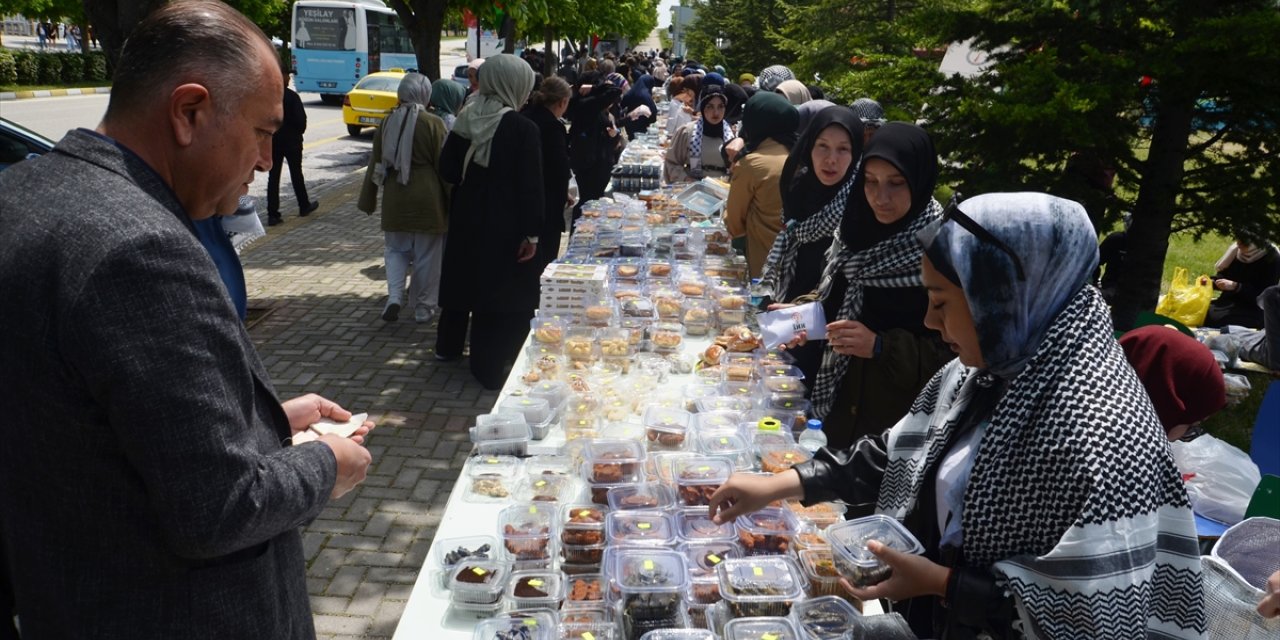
1120;326;1226;433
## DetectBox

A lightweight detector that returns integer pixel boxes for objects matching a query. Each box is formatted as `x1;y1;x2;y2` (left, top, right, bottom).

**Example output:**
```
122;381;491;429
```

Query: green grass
0;80;109;92
1163;230;1231;293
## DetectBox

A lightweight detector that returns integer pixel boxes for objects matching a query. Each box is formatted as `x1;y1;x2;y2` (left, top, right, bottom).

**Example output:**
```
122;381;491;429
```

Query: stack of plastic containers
470;412;532;456
825;514;924;588
789;596;862;639
498;503;557;571
613;549;690;640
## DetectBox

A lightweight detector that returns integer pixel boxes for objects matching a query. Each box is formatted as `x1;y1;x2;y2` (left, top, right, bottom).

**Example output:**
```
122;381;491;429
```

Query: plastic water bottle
798;419;827;453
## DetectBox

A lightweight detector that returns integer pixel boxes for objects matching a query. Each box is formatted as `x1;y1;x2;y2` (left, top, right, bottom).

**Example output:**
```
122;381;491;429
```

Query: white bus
291;0;416;104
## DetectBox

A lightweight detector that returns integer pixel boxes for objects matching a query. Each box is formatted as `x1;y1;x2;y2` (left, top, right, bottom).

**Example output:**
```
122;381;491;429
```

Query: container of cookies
674;507;737;544
607;482;677;512
824;514;923;589
796;549;849;599
499;395;554;428
583;298;618;328
464;455;520;502
762;376;805;395
642;405;690;450
697;431;755;472
606;510;676;548
735;507;800;556
499;503;556;563
680;298;715;336
785;500;848;530
649;322;685;355
564;327;599;364
563;572;607;609
515;472;574;503
470;413;532;456
530;317;566;348
613;549;689;639
716;556;805;618
650;288;684;320
692;410;742;433
472;611;557;640
583;439;646;484
672;457;733;507
694;395;754;413
757;445;811;474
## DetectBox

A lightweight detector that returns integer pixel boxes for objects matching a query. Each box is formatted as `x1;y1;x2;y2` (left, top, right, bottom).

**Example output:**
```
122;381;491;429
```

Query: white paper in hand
758;302;827;349
309;413;368;438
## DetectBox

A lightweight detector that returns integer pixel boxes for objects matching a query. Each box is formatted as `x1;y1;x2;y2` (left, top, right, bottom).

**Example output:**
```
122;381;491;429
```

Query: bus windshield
294;6;356;51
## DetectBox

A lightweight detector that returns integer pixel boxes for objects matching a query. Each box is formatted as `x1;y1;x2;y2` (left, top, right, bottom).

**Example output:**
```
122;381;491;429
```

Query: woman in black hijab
619;73;658;136
806;122;952;450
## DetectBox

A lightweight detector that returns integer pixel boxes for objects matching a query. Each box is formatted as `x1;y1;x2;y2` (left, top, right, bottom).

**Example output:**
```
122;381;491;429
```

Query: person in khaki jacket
724;92;798;278
358;73;450;324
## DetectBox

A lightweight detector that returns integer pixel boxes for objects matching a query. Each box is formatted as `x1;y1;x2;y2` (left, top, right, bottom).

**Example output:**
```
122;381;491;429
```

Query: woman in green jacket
358;73;450;324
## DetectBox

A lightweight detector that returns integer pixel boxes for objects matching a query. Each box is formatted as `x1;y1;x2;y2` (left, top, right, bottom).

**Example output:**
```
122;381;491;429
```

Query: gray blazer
0;129;336;638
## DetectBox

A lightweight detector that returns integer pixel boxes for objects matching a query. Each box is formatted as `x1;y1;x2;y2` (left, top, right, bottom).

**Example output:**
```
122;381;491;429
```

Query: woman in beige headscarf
357;72;449;324
435;54;546;390
774;79;811;105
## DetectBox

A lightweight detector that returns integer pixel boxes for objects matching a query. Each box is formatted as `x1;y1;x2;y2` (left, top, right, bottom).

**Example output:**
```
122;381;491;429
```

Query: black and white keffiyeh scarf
809;198;942;419
688;99;733;179
878;286;1205;639
758;177;855;303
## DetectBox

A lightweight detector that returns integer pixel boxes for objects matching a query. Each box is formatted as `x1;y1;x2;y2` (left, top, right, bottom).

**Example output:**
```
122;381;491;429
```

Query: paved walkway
240;169;498;638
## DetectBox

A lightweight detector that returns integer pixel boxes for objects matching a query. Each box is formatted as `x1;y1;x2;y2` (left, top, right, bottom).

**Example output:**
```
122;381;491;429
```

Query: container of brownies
824;514;923;589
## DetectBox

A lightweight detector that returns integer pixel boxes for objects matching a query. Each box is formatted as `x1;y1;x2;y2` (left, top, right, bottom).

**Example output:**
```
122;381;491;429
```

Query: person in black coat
267;84;318;225
566;71;622;225
1204;233;1280;328
435;55;544;390
521;76;574;265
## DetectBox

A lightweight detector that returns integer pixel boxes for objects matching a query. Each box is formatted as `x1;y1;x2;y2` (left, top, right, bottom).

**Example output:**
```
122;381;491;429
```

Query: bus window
369;11;413;55
294;6;356;51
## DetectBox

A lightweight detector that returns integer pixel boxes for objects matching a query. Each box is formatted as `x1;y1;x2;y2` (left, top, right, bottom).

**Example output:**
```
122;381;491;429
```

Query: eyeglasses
918;194;1027;281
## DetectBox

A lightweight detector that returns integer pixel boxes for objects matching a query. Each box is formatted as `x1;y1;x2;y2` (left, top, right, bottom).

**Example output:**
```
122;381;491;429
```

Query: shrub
14;51;39;85
85;52;108;82
61;53;84;83
0;51;16;86
37;53;62;84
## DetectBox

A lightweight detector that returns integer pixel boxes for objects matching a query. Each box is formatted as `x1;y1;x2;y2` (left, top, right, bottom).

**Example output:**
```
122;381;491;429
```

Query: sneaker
381;302;401;322
414;305;436;324
267;215;283;226
299;200;320;217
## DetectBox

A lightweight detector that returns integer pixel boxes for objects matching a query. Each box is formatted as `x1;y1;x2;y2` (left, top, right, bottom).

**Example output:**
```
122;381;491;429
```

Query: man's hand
843;541;951;602
517;240;537;263
1259;570;1280;618
283;394;374;443
318;434;372;500
708;470;804;525
826;319;877;358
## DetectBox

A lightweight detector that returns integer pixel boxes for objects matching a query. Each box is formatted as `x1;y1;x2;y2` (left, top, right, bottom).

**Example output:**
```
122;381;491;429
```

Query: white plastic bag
1170;435;1261;525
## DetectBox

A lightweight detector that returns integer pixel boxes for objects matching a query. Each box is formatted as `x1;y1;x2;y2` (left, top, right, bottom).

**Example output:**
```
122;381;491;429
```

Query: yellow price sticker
644;559;655;570
486;458;499;464
523;619;537;627
579;509;592;517
708;554;722;564
785;453;795;460
529;506;538;514
535;480;547;488
762;634;778;640
582;634;595;640
698;466;711;472
472;567;487;576
527;579;544;588
720;437;730;444
753;566;764;576
637;522;652;530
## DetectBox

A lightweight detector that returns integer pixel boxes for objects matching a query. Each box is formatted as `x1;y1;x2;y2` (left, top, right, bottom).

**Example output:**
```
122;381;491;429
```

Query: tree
685;0;789;75
921;1;1280;328
385;0;450;80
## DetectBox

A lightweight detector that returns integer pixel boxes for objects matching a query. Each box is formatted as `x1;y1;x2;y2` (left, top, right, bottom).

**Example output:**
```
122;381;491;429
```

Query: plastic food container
757;445;811;474
583;298;618;328
758;363;805;380
719;380;761;401
681;298;716;336
599;327;634;366
716;556;806;618
515;472;573;503
651;289;684;320
584;439;647;484
695;395;754;413
825;515;924;588
785;501;848;530
693;410;741;432
505;570;565;610
674;508;737;543
763;376;805;395
789;596;861;639
564;572;606;608
471;611;557;640
432;535;497;590
681;382;720;412
673;457;733;507
524;454;574;478
448;559;509;605
796;549;848;599
643;406;691;450
470;413;532;456
500;395;554;427
644;451;697;487
530;317;566;347
792;523;830;552
722;616;802;640
560;504;607;564
639;630;713;640
697;432;755;472
588;481;628;506
720;359;758;385
606;510;676;547
751;428;795;451
608;483;677;512
614;549;689;639
499;503;556;562
464;455;520;502
565;327;599;364
735;507;801;556
681;540;743;581
528;379;571;410
650;322;685;355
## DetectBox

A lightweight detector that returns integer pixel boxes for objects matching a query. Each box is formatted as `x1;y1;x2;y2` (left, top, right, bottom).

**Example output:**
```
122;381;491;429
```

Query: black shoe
381;302;401;322
299;200;320;217
434;352;461;362
267;215;283;226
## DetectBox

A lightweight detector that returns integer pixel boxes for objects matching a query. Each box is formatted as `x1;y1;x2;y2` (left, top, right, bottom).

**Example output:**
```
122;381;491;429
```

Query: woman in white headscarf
357;72;449;324
435;54;545;390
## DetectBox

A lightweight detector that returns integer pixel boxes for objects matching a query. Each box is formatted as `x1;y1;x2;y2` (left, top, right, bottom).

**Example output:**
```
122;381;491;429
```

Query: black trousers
570;165;612;229
436;308;533;390
267;143;311;217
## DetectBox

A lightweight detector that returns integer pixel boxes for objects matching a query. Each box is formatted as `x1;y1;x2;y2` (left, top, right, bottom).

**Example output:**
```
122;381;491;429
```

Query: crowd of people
1;2;1277;636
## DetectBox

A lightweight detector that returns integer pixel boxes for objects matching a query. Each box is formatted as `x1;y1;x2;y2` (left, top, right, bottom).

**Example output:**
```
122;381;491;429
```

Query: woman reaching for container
709;192;1205;640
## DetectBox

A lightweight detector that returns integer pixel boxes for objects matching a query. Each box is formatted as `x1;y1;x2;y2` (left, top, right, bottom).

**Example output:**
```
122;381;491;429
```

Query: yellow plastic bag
1155;267;1214;327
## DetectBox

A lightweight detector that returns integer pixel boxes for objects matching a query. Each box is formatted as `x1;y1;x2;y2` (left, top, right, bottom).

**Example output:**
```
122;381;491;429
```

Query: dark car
0;118;54;172
453;64;471;89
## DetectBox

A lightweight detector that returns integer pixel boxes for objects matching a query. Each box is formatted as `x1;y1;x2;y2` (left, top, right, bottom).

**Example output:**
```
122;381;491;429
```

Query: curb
0;86;111;101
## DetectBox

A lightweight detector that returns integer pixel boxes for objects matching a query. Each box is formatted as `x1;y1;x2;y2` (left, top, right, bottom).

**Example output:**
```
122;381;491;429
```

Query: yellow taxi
342;69;407;136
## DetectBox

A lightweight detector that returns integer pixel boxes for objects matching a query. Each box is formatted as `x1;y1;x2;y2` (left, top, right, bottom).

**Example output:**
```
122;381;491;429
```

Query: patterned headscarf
688;87;732;179
452;54;534;180
379;73;431;186
810;123;941;418
850;97;886;127
879;192;1204;639
757;64;795;92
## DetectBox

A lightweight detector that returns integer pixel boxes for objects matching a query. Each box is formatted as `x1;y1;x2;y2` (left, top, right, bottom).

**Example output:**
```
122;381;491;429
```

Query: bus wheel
346;124;363;136
320;94;343;106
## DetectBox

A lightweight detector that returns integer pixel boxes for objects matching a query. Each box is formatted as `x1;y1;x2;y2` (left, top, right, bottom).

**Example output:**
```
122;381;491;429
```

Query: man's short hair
105;0;273;121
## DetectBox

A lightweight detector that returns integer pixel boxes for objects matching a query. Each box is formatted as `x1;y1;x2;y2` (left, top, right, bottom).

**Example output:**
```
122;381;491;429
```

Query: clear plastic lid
499;503;555;560
762;376;805;395
465;455;520;501
530;317;566;346
564;326;599;363
499;395;554;427
640;630;714;640
697;432;755;471
471;610;557;640
722;617;802;640
757;364;804;380
650;322;685;353
467;454;521;477
563;573;606;607
607;483;677;512
524;454;574;478
505;570;565;608
528;380;570;409
673;457;734;486
716;556;806;604
514;473;573;503
680;540;743;578
695;395;754;413
433;535;498;573
612;548;688;593
719;380;761;400
645;451;698;486
735;507;800;555
583;439;647;483
757;445;811;474
784;500;848;529
651;289;685;320
448;560;509;602
693;410;742;432
674;508;737;543
606;510;676;547
824;514;923;588
598;328;634;360
767;394;809;415
643;406;691;449
789;596;861;640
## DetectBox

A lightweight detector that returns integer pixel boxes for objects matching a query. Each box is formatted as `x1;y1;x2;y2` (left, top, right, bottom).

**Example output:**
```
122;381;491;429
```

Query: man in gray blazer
0;2;374;637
